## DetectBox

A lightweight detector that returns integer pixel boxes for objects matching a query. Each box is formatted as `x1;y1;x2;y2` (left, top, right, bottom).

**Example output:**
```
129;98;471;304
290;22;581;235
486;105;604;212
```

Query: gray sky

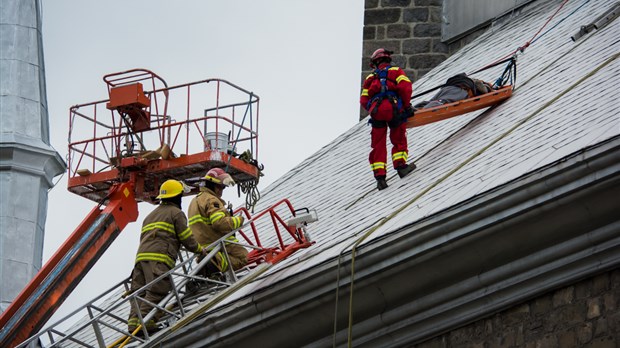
41;0;364;324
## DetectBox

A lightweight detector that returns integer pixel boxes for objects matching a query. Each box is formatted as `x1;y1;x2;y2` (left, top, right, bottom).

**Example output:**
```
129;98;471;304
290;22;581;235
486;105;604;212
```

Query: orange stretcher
407;85;513;128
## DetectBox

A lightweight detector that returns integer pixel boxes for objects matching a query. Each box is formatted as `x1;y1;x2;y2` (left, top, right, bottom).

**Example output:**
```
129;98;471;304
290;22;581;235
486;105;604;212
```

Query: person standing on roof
360;48;416;190
127;179;206;336
188;168;247;278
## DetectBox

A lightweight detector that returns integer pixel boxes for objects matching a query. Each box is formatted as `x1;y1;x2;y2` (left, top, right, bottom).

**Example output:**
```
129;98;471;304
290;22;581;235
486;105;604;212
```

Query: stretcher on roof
407;85;513;128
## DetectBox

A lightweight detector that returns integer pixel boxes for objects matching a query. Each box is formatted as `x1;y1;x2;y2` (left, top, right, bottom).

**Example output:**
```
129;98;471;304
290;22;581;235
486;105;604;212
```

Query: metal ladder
17;201;318;348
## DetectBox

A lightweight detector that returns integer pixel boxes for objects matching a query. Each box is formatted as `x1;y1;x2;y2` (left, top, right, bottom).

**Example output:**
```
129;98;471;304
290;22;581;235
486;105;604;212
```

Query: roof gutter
159;136;620;347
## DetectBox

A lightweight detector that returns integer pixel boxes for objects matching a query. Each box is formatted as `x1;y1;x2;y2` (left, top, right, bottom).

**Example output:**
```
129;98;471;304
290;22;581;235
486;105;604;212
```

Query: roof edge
161;136;620;347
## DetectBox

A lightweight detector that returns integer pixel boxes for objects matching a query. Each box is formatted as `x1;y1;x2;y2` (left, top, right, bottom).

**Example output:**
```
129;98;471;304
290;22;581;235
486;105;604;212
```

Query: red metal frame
67;69;261;204
234;199;315;265
0;70;313;348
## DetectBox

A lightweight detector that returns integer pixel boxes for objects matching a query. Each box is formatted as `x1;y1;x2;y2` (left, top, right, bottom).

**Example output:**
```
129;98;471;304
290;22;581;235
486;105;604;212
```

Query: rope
512;0;606;93
331;219;384;348
238;178;261;213
471;0;570;75
493;57;517;88
352;0;599;213
223;92;264;210
339;51;618;347
530;0;591;45
168;263;271;331
415;0;575;99
409;55;516;101
225;92;254;173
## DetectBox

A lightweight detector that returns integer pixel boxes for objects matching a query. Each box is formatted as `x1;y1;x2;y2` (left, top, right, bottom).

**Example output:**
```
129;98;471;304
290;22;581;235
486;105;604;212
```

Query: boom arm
0;183;138;347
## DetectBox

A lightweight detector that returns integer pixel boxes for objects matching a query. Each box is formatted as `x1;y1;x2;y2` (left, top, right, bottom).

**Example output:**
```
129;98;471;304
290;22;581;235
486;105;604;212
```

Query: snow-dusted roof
216;0;619;304
162;0;619;345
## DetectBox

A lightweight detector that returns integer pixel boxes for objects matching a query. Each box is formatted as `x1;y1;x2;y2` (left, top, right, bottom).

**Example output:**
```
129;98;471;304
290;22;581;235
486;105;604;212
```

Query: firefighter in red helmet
360;48;416;190
188;168;247;280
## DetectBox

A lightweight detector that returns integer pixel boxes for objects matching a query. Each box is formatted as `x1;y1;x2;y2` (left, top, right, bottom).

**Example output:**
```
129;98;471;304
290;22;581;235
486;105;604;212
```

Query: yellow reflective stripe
388;67;399;71
141;221;175;234
392;151;408;162
396;75;411;83
370;162;386;170
365;73;374;80
231;216;242;229
177;227;193;241
135;252;175;268
226;235;240;243
361;89;369;97
210;211;226;224
189;214;210;226
218;252;229;271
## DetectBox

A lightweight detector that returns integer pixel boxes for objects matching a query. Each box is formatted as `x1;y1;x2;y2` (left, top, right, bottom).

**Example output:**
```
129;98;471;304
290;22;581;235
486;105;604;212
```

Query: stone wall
414;268;620;348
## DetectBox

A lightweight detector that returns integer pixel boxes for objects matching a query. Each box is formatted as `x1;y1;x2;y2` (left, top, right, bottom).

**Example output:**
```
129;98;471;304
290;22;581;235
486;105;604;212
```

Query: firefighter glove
403;105;415;118
231;215;244;230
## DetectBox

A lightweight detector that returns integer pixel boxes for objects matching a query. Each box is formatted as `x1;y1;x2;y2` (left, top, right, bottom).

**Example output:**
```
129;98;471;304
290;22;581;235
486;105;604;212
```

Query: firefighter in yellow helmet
127;179;206;336
188;168;247;278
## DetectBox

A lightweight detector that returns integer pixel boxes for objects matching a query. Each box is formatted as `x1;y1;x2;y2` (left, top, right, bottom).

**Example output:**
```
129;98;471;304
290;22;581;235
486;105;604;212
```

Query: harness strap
367;66;403;112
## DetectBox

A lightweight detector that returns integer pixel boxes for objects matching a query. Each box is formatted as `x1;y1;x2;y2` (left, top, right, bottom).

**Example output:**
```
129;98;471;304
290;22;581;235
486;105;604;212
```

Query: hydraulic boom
0;183;138;347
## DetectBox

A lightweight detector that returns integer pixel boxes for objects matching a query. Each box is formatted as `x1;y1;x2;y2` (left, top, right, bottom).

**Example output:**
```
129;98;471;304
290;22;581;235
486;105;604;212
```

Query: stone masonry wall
360;0;488;120
413;268;620;348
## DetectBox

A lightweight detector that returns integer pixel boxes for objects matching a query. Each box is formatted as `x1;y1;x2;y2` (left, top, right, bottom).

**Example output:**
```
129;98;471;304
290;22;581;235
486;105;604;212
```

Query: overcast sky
41;0;364;325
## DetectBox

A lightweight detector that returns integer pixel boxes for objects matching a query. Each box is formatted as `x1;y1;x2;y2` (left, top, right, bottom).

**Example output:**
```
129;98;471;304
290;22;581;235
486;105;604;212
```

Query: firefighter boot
185;280;201;295
397;163;417;179
205;261;225;282
376;176;388;191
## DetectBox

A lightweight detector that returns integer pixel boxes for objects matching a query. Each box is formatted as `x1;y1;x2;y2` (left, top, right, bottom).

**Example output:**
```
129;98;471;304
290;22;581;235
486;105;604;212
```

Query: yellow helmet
156;179;185;199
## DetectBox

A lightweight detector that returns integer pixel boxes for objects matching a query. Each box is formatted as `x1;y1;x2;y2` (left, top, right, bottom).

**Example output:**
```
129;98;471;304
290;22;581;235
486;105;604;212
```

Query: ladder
17;201;318;348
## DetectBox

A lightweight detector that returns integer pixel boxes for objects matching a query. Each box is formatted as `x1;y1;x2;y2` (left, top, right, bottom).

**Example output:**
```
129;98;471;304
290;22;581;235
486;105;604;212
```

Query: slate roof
206;0;619;306
98;0;619;346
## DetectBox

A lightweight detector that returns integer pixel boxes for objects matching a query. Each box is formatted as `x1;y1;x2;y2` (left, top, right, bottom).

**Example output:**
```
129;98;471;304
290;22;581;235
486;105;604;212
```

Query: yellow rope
343;51;619;347
106;334;127;348
114;325;142;348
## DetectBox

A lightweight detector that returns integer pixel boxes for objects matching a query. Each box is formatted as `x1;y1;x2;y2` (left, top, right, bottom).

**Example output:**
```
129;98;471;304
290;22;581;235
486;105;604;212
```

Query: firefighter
127;179;206;336
188;168;247;278
360;48;417;190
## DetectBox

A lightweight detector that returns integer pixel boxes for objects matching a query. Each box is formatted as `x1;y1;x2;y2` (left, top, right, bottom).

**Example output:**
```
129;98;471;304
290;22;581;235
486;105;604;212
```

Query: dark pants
127;261;172;332
197;244;248;276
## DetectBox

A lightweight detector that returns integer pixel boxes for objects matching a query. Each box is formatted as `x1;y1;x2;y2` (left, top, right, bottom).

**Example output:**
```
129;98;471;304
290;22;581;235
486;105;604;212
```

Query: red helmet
370;48;393;66
204;168;235;187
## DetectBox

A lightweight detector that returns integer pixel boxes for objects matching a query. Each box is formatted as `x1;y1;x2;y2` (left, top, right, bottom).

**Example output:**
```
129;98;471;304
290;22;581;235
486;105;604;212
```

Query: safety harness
367;66;402;113
367;66;405;128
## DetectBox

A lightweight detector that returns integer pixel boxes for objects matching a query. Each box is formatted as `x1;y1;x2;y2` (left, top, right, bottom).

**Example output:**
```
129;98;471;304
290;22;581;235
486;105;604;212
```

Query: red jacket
360;63;412;120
